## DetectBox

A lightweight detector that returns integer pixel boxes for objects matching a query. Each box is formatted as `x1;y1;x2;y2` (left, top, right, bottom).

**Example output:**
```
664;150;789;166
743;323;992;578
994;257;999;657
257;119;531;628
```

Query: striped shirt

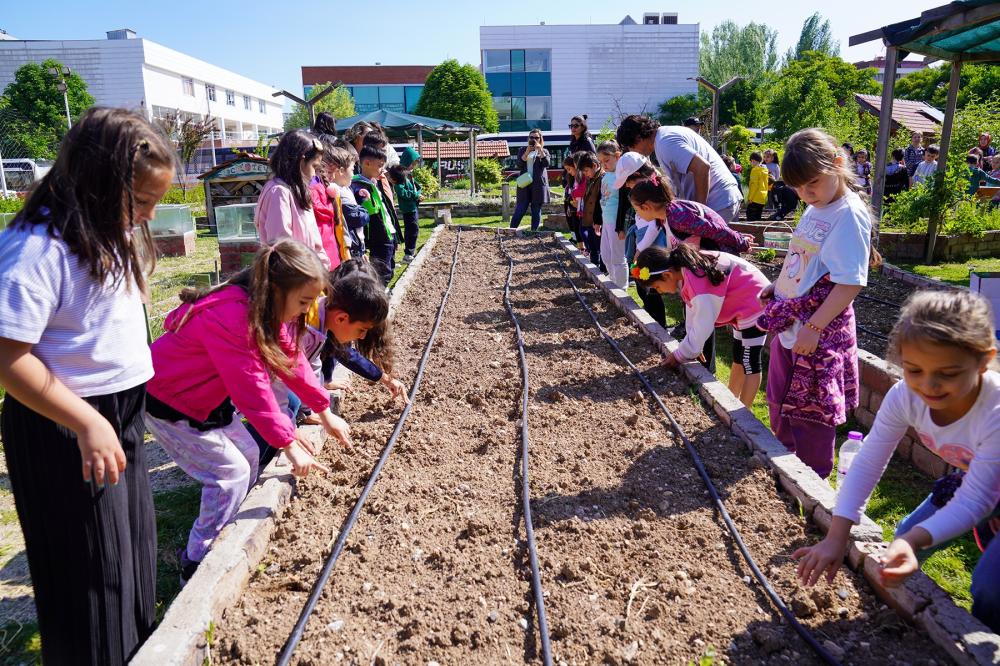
0;222;152;397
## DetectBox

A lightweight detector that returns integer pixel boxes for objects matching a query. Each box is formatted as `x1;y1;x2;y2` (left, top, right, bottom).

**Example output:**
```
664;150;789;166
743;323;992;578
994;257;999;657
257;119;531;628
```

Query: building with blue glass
480;14;698;133
301;65;434;114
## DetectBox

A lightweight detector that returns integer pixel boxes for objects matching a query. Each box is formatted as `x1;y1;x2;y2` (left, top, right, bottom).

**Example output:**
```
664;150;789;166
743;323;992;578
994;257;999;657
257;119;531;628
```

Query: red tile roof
302;66;435;86
854;94;942;137
416;141;510;160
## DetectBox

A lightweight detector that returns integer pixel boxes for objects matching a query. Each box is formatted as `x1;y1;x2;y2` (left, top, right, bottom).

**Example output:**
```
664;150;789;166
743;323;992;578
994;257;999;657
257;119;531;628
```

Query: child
853;148;872;195
146;240;350;582
904;131;924;178
763;148;781;183
883;148;910;206
569;152;589;250
321;142;368;258
633;244;770;407
990;154;1000;180
746;151;769;221
352;145;399;284
576;151;604;267
966;153;1000;195
911;144;939;187
769;180;801;221
256;130;330;269
310;136;349;268
0;108;174;665
597;140;628;288
793;291;1000;634
760;128;873;479
389;148;423;263
562;152;583;247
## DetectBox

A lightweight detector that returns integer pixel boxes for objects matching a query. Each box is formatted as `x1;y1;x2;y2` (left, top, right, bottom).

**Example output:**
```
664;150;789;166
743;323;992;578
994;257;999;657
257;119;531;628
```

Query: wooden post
871;45;899;241
417;127;424;165
926;60;963;264
436;135;443;187
711;88;720;150
502;181;511;223
469;130;477;196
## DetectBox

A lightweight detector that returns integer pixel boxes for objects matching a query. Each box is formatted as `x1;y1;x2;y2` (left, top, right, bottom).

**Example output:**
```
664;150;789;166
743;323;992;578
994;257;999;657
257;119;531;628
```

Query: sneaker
177;547;200;586
669;323;687;340
401;252;415;264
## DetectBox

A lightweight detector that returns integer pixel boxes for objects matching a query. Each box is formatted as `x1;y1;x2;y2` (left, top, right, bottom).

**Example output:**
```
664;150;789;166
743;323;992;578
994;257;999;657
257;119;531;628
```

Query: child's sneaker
177;547;200;586
402;252;415;264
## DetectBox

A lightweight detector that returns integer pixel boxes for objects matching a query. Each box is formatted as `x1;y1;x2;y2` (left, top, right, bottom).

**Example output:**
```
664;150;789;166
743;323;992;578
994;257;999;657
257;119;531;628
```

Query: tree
1;58;94;159
895;63;1000;110
786;13;839;62
283;83;355;132
414;60;499;132
767;52;880;139
157;113;217;193
697;21;778;127
657;94;703;126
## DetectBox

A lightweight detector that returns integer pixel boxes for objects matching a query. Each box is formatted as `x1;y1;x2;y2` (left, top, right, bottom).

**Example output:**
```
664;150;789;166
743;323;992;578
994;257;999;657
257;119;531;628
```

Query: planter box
154;230;196;258
878;229;1000;262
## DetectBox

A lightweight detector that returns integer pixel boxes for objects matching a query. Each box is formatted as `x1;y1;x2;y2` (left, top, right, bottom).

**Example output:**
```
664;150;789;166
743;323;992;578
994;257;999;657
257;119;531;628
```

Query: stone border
132;225;448;665
540;230;999;665
881;261;967;292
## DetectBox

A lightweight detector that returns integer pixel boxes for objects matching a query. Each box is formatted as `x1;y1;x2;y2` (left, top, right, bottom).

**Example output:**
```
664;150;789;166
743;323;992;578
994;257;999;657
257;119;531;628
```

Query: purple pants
766;337;836;478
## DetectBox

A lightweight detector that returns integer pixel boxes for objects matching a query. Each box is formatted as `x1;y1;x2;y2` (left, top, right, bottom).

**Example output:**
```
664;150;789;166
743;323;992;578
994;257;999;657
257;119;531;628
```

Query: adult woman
563;115;596;227
509;128;551;231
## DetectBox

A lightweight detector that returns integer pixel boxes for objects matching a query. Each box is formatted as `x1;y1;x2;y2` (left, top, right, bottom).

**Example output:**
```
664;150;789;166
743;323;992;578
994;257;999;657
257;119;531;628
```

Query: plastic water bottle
837;431;864;487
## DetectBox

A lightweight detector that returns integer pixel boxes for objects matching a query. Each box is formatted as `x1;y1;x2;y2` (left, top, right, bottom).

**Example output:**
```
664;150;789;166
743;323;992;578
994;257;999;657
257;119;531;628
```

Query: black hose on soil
498;234;554;666
277;231;463;665
540;237;843;666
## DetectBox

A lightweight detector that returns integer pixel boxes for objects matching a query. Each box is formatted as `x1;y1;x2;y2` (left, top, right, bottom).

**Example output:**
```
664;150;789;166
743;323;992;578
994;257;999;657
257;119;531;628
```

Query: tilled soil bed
212;231;950;665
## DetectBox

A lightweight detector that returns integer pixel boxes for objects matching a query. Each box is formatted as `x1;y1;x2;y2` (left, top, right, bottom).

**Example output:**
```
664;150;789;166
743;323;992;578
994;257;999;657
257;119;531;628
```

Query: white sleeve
919;431;1000;545
675;294;722;361
833;381;912;523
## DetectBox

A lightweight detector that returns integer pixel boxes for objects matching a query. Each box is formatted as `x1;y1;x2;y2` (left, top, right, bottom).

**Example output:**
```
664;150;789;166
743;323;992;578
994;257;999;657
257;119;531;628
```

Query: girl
853;148;872;195
309;135;348;269
760;128;873;479
562;153;583;247
633;244;770;407
509;128;551;231
256;129;330;269
145;240;350;582
576;151;604;267
793;291;1000;634
569;152;590;250
0;108;175;664
597;140;629;289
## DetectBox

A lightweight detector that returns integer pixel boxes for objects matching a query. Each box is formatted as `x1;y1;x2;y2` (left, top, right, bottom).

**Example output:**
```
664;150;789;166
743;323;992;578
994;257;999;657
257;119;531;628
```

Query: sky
2;0;946;104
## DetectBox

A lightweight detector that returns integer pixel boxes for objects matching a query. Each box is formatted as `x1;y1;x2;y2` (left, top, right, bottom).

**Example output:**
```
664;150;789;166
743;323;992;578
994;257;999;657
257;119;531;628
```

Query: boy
351;145;399;284
390;146;423;263
325;145;369;259
597;140;628;288
911;144;939;187
966;153;1000;195
746;151;769;221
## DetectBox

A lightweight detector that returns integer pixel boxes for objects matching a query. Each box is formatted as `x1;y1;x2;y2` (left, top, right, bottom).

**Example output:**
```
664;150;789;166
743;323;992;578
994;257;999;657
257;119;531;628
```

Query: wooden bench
418;200;459;226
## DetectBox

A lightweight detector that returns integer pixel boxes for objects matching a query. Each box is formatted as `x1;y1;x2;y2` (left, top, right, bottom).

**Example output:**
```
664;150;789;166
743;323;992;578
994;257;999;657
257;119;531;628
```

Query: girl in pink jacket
255;130;331;269
145;240;350;582
632;244;771;408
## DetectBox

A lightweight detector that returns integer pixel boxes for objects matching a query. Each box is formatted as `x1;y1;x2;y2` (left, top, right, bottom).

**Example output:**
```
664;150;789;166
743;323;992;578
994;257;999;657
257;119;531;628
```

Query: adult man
616;115;743;223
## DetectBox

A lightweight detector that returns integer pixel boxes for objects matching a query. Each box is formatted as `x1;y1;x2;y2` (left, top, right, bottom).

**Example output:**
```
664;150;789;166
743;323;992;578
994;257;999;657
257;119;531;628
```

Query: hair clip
649;173;660;186
312;137;324;152
630;265;668;281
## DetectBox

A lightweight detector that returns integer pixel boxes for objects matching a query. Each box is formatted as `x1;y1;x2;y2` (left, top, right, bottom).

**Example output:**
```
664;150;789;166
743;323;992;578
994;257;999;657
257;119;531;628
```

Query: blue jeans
509;200;542;231
896;493;1000;633
247;391;301;470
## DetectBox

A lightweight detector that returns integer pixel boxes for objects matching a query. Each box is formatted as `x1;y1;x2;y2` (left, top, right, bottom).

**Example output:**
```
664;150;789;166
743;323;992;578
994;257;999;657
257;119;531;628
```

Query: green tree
697;21;778;127
473;158;502;188
283;83;355;131
786;13;839;62
1;58;94;159
657;93;704;126
766;52;879;139
414;60;499;132
895;63;1000;110
722;124;755;161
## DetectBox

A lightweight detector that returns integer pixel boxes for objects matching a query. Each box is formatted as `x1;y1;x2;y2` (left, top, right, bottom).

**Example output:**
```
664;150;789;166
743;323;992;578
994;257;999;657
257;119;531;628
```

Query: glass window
378;86;405;112
526;97;551;121
483;50;511;73
258;99;265;113
525;72;551;96
405;86;423;113
183;78;194;96
492;96;512;120
510;72;526;97
511;97;526;120
353;86;379;105
485;73;512;97
205;84;216;102
525;49;551;72
243;95;251;110
225;90;235;106
511;50;525;72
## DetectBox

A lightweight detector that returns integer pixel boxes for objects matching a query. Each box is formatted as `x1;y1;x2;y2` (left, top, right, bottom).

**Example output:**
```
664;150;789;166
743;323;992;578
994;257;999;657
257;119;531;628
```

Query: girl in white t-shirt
794;291;1000;634
0;108;176;664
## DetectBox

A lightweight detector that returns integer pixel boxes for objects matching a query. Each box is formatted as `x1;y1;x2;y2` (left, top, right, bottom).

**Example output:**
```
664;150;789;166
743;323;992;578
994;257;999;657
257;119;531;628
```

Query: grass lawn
894;257;1000;287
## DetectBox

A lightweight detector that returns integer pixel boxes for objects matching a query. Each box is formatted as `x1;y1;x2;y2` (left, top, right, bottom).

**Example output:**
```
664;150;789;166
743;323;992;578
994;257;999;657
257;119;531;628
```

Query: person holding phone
509;128;551;231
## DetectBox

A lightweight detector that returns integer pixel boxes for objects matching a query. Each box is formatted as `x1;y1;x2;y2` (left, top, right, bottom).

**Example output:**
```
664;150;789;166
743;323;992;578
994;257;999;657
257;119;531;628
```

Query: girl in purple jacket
146;240;350;582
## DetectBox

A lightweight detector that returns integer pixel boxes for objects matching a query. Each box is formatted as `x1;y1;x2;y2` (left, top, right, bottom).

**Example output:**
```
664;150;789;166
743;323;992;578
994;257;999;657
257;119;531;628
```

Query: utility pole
690;76;742;150
48;66;73;130
272;84;337;128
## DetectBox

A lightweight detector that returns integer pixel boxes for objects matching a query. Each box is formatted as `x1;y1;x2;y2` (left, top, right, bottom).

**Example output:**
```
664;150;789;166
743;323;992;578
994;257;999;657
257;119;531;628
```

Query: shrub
159;185;206;205
473;158;503;188
411;165;440;198
0;195;25;214
452;177;471;191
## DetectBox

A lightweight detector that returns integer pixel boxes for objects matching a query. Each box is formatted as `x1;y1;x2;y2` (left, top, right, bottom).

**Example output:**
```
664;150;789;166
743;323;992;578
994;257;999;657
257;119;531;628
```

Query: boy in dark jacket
351;145;400;284
389;146;423;262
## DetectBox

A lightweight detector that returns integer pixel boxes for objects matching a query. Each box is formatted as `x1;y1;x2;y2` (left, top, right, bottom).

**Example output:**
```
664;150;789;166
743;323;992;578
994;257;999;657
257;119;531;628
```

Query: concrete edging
132;225;448;665
547;233;1000;665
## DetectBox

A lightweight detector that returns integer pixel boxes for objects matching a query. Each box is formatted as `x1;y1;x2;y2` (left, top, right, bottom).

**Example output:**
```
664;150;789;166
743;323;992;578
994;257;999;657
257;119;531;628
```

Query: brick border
132;225;448;665
542;231;1000;665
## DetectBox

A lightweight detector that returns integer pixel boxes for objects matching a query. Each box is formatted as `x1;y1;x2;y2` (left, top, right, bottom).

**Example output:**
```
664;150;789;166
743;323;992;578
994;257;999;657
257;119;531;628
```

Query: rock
625;414;639;427
837;588;850;600
326;619;345;632
519;617;529;630
362;581;373;593
822;640;846;662
837;607;849;618
265;563;280;575
791;594;817;618
487;610;499;623
742;576;752;584
412;548;424;562
751;627;784;655
560;562;583;582
450;624;470;645
622;641;640;663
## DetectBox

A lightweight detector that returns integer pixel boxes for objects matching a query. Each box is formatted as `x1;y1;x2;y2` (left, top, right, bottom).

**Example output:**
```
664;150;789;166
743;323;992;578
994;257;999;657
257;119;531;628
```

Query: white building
0;29;284;142
479;13;699;133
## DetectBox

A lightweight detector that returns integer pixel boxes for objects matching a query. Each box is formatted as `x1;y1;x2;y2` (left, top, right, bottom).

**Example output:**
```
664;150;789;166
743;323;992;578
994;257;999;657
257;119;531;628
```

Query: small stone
412;548;424;562
622;640;640;662
519;618;529;630
742;576;752;584
326;619;345;632
822;640;846;661
487;610;499;623
401;522;410;530
362;581;373;592
265;563;280;575
837;607;849;618
837;588;850;600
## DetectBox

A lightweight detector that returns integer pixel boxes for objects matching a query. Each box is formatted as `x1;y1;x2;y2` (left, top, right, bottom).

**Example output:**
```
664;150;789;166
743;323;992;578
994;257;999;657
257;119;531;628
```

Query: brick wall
153;231;196;258
219;239;261;276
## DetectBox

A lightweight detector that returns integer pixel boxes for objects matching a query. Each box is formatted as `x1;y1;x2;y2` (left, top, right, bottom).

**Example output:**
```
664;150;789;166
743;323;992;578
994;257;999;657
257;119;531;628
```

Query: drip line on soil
855;324;889;341
541;237;843;666
276;231;464;666
498;233;554;666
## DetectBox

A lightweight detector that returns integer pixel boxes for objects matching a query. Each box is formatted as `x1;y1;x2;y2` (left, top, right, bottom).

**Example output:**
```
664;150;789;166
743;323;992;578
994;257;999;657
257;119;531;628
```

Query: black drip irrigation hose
498;234;554;666
276;231;463;665
855;292;904;309
856;324;890;341
541;238;843;666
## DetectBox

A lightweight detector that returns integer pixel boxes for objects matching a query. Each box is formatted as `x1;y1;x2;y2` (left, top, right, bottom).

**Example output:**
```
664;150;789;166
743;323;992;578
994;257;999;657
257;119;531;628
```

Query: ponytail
633;244;725;286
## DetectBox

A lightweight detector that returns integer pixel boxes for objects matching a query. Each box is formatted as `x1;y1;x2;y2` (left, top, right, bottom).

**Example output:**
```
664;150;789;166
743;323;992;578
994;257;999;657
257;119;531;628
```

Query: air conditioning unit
662;13;678;24
643;13;661;25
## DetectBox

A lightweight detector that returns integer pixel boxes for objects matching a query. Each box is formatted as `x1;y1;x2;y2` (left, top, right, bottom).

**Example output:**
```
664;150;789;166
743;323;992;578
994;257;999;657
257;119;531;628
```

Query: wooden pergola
851;0;1000;262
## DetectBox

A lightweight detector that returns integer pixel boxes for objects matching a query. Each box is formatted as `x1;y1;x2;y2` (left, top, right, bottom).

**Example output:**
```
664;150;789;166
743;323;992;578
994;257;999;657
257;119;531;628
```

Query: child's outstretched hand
357;189;370;201
878;538;920;587
285;438;330;477
324;377;350;391
78;414;127;487
792;326;821;356
380;373;410;405
661;351;680;369
793;536;846;586
318;409;353;452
